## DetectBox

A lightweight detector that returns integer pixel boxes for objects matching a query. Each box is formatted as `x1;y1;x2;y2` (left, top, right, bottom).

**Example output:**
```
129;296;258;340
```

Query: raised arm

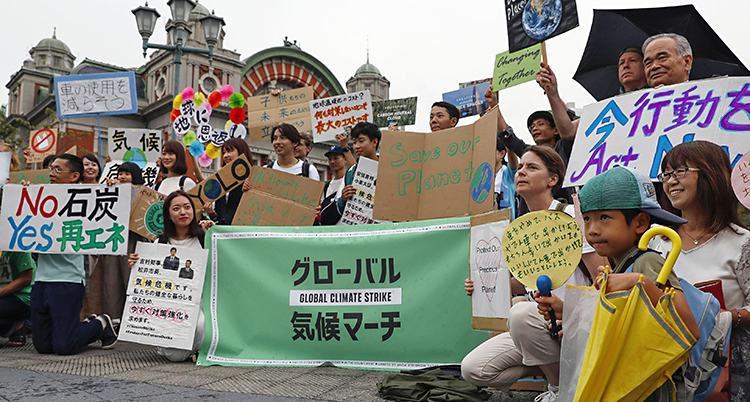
536;64;577;141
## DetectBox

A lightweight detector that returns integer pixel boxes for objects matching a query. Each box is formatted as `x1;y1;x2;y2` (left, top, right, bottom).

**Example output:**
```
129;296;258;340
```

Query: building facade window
39;55;46;65
53;56;61;68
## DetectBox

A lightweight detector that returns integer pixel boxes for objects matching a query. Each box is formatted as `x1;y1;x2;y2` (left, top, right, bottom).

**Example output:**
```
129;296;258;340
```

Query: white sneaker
534;390;558;402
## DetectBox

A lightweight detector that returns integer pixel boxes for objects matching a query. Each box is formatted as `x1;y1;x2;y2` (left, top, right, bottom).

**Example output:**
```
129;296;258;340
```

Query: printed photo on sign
564;77;750;187
442;82;491;118
506;0;579;53
119;242;208;350
372;97;417;127
0;184;131;255
309;90;372;142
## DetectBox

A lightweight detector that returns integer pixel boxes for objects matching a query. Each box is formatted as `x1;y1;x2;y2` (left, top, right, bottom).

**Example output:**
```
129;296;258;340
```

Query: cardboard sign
492;44;541;92
185;154;251;209
247;87;313;143
54;71;138;119
442;82;492;118
340;157;387;225
9;170;50;184
506;0;579;53
62;146;77;156
130;186;165;241
373;108;497;222
0;184;131;255
232;167;325;227
564;77;750;187
309;90;372;142
28;129;58;163
470;209;512;331
502;210;582;289
119;242;208;350
372;97;418;127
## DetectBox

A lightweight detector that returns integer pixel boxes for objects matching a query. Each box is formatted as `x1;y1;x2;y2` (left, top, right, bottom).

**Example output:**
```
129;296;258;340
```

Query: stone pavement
0;340;541;401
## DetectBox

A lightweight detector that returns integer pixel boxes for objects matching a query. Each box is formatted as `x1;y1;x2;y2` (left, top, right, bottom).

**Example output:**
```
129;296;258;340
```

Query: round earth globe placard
522;0;562;40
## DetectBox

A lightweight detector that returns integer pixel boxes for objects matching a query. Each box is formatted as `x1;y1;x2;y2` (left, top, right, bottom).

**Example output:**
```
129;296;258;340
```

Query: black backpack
265;160;311;177
154;176;189;193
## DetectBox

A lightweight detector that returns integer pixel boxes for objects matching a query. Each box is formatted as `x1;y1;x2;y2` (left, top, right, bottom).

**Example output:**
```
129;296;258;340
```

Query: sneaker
534;390;558;402
98;314;118;349
83;314;97;323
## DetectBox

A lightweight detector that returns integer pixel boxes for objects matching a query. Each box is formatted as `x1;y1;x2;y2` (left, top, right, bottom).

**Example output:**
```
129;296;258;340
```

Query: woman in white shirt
154;141;196;195
654;140;749;399
129;190;205;362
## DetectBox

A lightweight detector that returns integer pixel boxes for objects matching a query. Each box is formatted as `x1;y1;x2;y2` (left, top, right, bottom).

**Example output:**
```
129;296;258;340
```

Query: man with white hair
642;33;694;87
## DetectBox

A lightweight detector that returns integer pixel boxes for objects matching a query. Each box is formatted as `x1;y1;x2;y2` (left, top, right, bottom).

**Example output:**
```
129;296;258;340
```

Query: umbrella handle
638;226;681;288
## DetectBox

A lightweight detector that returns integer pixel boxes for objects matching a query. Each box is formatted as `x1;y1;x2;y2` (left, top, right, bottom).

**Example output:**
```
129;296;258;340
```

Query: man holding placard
28;155;118;355
337;122;381;218
643;33;693;88
429;102;460;132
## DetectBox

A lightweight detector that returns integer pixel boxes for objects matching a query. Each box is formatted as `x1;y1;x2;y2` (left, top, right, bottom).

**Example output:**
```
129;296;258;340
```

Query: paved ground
0;340;541;401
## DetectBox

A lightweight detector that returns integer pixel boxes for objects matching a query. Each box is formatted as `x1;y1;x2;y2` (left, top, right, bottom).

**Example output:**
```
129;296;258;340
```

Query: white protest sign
0;184;131;255
119;242;208;350
54;72;138;119
100;128;162;188
0;152;12;190
469;210;512;331
565;77;750;187
309;90;373;142
340;157;388;225
101;162;159;188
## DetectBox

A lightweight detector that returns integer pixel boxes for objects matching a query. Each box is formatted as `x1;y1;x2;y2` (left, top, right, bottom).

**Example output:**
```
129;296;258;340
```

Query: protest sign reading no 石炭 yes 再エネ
0;184;131;255
373;107;497;222
309;90;372;143
564;77;750;187
119;242;208;350
246;87;313;142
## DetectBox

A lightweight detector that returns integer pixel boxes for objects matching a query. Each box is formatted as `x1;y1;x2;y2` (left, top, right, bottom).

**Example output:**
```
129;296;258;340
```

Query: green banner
197;218;488;369
492;44;541;92
372;97;418;127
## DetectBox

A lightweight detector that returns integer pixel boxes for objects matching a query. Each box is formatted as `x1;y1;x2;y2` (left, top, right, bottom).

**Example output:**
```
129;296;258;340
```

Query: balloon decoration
172;86;247;167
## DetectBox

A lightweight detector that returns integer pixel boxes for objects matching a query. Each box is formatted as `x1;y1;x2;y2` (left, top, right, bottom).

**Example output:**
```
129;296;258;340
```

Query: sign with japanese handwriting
186;154;251;209
492;44;541;92
506;0;579;53
197;217;488;369
565;77;750;187
119;242;208;350
470;209;512;331
130;186;165;241
232;167;325;227
28;129;57;163
340;157;387;225
501;210;582;289
372;97;417;127
100;128;162;188
373;108;497;222
309;90;372;143
54;71;138;119
9;170;50;184
442;81;491;118
0;184;131;255
732;152;750;209
247;87;314;143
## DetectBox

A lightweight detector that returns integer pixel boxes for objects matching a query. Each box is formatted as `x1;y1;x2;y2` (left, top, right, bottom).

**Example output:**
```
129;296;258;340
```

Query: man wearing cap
642;33;693;88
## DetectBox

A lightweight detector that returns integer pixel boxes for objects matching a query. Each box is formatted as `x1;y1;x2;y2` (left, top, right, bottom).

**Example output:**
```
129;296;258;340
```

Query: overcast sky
4;0;750;144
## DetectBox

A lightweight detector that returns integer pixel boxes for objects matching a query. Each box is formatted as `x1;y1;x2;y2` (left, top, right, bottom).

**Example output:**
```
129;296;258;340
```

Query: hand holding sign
501;210;582;290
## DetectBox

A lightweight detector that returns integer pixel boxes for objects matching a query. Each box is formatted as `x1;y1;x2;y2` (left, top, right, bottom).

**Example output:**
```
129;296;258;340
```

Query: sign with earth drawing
101;128;162;187
506;0;579;53
130;186;165;241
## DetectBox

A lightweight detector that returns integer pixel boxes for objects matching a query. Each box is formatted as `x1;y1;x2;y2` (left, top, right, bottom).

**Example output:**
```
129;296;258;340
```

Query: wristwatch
342;146;351;152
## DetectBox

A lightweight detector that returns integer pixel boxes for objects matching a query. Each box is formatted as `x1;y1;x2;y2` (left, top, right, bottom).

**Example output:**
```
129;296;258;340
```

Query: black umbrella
573;5;750;101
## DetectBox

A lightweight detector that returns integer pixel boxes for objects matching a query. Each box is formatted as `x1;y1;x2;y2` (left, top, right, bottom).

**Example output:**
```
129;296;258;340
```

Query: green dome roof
191;2;210;18
354;62;381;77
36;29;71;54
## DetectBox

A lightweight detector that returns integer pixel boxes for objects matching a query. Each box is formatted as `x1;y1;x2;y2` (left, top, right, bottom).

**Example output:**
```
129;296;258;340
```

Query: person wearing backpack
317;145;348;225
577;166;700;401
154;140;197;195
653;141;749;401
336;122;380;217
267;123;319;181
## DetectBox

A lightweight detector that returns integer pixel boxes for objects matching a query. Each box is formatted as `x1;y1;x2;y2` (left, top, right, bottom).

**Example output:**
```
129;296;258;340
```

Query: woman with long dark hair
654;140;749;399
128;190;205;361
81;154;101;184
154;141;196;195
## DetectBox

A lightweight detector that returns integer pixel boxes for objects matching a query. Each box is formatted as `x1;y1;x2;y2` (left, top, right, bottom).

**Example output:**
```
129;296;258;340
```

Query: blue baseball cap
325;145;344;157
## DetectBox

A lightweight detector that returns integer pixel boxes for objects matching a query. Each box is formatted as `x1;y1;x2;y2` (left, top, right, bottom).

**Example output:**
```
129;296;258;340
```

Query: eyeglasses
48;166;72;174
528;121;548;131
657;167;700;182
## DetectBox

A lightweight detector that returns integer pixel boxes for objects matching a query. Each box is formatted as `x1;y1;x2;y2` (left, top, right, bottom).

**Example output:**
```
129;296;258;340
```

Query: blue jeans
0;295;29;337
31;282;103;355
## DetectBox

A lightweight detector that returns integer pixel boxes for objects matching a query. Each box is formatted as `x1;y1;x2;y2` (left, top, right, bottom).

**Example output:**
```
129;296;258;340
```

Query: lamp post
132;0;225;140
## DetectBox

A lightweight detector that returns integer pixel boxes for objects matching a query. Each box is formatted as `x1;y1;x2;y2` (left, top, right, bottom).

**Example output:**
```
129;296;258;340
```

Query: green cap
527;110;555;132
578;166;687;226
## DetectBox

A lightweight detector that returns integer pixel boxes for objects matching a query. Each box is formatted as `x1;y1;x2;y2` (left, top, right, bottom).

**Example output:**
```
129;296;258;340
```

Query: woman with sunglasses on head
653;140;749;400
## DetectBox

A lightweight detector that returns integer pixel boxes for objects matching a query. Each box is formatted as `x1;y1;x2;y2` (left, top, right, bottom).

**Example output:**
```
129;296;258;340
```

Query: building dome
354;61;381;77
190;1;211;19
35;28;71;54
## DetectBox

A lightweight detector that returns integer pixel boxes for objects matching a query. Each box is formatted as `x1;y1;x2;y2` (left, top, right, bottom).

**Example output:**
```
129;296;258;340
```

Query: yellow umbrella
573;227;697;402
